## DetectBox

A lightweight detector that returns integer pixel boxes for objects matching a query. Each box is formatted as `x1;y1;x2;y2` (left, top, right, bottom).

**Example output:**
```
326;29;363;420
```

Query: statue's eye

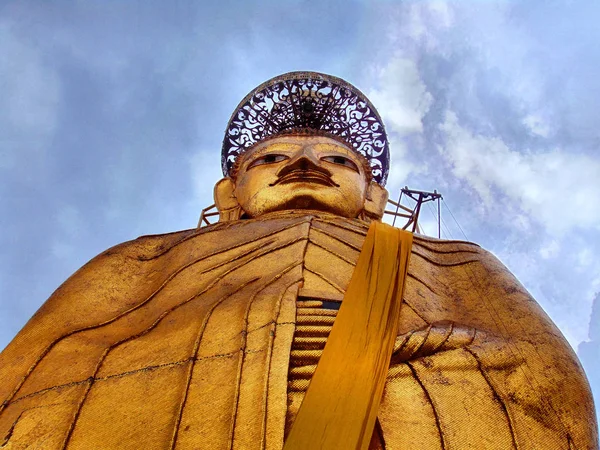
248;154;288;169
322;155;359;172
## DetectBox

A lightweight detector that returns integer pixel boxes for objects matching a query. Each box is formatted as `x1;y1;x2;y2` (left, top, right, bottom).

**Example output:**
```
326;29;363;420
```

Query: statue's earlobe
214;177;242;222
360;182;389;221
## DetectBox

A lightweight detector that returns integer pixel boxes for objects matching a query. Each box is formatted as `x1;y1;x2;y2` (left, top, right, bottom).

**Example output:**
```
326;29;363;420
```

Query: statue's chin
243;195;361;219
285;196;324;210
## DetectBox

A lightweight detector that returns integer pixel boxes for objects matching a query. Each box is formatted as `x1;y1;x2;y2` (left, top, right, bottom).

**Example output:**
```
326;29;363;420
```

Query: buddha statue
0;72;597;449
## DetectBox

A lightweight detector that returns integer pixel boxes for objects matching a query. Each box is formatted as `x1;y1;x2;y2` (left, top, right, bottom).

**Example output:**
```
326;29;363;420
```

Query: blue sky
1;0;598;419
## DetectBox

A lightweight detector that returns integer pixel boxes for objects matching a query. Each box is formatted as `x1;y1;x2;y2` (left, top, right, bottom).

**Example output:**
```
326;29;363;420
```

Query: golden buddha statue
0;72;597;449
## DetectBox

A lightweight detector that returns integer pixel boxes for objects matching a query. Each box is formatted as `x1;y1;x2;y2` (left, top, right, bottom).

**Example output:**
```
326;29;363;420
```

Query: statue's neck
246;209;357;221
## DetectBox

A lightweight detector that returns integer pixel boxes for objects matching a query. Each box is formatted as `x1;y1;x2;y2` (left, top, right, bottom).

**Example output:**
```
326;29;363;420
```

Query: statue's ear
214;177;242;222
361;182;389;221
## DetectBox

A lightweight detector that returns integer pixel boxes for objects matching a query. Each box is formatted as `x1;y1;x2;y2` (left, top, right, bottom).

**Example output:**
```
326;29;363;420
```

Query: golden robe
0;212;597;449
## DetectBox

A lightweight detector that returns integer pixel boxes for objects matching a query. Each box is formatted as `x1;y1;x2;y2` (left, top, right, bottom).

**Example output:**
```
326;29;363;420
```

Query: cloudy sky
1;0;598;419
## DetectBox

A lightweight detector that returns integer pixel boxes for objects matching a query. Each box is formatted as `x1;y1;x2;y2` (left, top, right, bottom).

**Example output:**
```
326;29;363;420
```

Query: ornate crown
221;71;390;185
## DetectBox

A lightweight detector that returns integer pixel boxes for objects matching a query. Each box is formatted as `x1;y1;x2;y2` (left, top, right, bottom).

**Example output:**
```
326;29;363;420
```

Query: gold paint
0;134;597;448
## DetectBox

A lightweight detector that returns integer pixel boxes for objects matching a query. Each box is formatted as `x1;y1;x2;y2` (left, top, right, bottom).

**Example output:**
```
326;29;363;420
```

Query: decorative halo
221;71;390;185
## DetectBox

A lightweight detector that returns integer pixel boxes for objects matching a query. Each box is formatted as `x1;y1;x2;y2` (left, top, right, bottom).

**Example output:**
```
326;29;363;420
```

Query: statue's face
233;135;369;218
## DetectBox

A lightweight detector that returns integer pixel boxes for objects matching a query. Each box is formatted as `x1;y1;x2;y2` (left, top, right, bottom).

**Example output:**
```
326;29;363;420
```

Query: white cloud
539;239;559;259
387;1;454;52
439;110;600;234
523;113;551;138
368;56;433;136
577;248;594;271
367;55;433;191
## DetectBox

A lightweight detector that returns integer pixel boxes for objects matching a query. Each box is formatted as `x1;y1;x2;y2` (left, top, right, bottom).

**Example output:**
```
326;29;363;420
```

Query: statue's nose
276;146;332;178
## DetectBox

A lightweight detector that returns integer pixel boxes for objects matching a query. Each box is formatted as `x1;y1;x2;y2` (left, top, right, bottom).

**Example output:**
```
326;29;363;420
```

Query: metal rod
437;194;441;239
385;199;412;213
383;211;412;218
412;193;424;233
391;189;403;228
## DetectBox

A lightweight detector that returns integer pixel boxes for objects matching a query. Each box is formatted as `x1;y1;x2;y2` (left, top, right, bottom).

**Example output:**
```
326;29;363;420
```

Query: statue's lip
270;170;338;187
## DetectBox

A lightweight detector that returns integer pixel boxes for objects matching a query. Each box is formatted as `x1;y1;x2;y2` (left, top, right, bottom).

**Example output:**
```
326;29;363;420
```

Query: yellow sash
284;221;413;450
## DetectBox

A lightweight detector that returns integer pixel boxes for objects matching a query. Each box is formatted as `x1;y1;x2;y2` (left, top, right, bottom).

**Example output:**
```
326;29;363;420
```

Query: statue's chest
298;217;365;301
285;217;368;432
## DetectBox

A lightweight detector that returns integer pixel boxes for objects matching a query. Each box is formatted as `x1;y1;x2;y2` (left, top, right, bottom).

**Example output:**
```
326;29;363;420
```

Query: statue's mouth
270;170;339;187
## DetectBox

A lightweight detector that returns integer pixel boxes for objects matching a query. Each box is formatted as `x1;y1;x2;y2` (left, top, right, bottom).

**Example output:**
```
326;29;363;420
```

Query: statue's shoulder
410;233;508;271
102;227;201;260
100;215;316;262
412;233;481;251
413;234;483;251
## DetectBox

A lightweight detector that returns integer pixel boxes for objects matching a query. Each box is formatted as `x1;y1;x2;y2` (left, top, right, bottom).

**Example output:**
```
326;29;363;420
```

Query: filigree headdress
221;71;390;185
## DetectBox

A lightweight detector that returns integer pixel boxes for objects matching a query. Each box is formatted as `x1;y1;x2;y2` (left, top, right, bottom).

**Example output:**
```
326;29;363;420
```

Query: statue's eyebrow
243;144;301;161
315;146;360;160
